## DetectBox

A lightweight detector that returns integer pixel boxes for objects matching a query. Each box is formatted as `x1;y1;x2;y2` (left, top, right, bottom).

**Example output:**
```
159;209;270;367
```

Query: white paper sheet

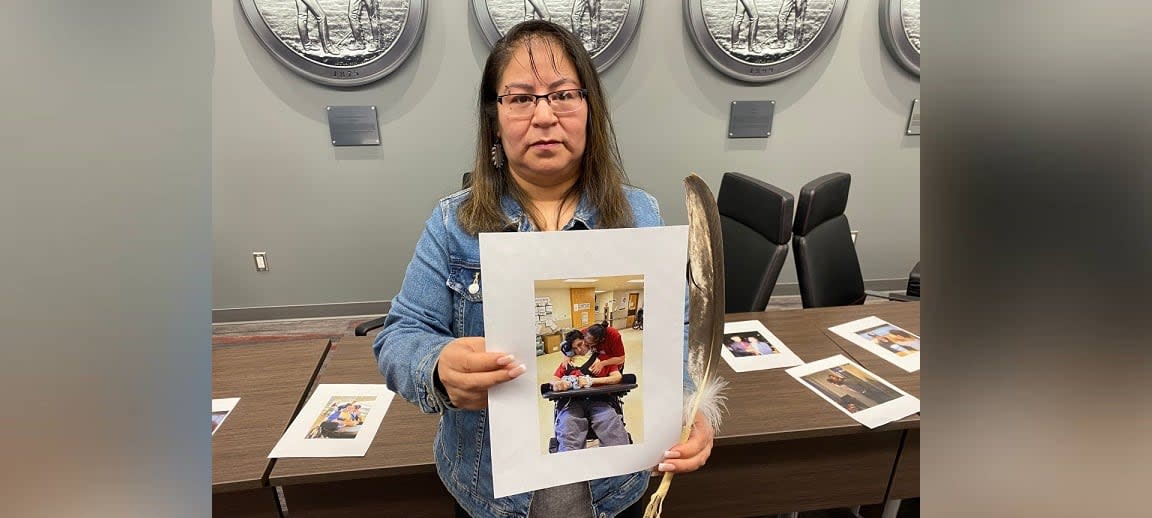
268;384;395;458
482;226;688;498
211;397;240;436
786;355;919;429
827;316;921;372
720;320;804;372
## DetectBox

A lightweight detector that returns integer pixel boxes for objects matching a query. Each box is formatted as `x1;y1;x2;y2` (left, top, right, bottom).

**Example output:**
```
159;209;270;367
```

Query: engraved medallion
239;0;426;86
471;0;644;72
880;0;920;76
685;0;848;82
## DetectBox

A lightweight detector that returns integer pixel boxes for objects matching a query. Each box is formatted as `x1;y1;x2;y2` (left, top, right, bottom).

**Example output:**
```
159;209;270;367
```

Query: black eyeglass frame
494;88;589;110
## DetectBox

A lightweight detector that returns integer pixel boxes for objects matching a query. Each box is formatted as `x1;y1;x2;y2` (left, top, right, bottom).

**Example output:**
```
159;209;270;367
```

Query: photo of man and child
305;396;376;439
856;324;921;356
828;316;921;372
719;320;804;372
533;276;644;456
724;331;777;357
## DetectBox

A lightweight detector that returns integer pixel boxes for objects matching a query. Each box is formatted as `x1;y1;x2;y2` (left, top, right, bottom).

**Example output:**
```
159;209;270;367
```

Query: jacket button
599;513;606;518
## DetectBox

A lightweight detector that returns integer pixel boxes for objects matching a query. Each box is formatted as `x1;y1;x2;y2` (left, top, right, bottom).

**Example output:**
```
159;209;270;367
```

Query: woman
373;20;713;518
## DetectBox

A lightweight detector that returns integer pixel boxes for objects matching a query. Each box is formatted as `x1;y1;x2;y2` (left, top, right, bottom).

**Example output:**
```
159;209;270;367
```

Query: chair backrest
717;172;794;312
791;172;865;308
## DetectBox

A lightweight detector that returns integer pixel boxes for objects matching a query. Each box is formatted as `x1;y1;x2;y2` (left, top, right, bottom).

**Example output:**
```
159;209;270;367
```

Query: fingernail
496;354;515;366
658;463;674;472
663;450;680;459
508;363;527;378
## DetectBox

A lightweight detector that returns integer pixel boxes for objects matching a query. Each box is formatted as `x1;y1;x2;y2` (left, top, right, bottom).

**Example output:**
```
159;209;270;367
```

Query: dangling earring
490;141;505;169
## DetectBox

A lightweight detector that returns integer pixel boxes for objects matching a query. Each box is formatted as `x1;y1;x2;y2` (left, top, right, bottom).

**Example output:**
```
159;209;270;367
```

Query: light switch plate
253;252;268;272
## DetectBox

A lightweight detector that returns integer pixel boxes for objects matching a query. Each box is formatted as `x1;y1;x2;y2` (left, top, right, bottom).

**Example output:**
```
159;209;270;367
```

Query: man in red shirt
578;324;626;375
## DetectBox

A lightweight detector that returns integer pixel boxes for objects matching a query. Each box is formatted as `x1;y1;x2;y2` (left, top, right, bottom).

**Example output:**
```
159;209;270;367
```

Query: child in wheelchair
544;331;634;452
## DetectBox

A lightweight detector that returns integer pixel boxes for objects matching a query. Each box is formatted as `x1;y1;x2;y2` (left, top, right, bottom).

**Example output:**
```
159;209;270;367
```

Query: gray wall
212;2;919;314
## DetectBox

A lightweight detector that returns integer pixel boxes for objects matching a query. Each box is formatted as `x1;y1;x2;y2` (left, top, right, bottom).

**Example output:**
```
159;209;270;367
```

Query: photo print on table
211;397;241;436
720;320;803;372
480;226;687;497
534;275;646;456
786;355;919;428
268;384;395;458
828;316;921;372
304;395;378;439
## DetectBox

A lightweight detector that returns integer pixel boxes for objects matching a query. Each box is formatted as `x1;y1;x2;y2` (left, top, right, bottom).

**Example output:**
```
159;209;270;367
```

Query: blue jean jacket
373;186;678;518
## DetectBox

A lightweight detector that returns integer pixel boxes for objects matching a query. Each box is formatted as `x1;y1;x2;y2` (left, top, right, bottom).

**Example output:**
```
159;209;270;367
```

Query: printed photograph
211;411;228;434
800;363;903;413
305;395;378;439
211;397;240;436
855;323;921;357
534;275;644;455
723;331;777;357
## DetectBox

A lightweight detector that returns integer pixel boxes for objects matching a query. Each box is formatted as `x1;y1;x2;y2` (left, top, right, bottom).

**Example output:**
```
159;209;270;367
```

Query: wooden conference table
254;303;921;517
212;339;331;517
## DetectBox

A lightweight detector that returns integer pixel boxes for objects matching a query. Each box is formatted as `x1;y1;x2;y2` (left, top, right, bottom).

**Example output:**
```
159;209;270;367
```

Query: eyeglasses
496;88;588;118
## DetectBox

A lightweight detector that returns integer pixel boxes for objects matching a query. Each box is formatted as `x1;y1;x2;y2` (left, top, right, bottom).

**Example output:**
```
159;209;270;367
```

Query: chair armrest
354;315;388;336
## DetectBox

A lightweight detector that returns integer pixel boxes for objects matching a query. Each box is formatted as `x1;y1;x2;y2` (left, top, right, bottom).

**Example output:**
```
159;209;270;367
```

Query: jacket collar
499;190;595;232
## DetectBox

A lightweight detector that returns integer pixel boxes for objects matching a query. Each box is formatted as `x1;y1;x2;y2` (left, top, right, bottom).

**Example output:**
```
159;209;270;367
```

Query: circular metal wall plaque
239;0;426;87
471;0;644;73
685;0;848;83
880;0;919;77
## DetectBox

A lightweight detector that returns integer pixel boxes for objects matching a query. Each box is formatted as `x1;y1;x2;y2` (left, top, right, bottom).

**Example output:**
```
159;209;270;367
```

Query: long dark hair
459;20;633;234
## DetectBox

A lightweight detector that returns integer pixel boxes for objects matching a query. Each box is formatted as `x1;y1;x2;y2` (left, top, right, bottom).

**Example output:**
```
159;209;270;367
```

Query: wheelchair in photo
540;371;638;453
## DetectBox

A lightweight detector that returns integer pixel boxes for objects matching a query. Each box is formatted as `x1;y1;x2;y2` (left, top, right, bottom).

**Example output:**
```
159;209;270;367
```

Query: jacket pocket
446;259;483;337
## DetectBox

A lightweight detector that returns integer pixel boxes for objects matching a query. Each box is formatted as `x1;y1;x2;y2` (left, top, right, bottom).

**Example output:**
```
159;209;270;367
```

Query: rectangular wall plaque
728;100;775;138
327;105;381;146
906;99;921;136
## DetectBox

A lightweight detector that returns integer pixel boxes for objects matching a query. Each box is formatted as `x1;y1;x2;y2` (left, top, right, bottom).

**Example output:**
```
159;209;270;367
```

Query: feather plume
644;174;728;518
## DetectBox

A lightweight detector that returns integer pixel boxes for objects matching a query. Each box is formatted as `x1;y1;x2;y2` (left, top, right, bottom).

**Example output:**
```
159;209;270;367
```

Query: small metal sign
327;106;381;146
728;100;775;138
880;0;920;77
685;0;848;83
905;98;921;136
470;0;644;73
238;0;426;87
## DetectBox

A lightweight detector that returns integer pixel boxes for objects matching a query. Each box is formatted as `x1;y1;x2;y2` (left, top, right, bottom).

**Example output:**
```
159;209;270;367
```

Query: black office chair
792;173;919;308
354;172;476;337
717;172;794;313
791;173;868;308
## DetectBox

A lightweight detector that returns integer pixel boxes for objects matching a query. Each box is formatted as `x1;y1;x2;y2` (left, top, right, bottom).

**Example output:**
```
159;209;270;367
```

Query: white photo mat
268;384;396;458
786;355;919;429
828;316;921;372
211;397;241;436
720;320;804;372
482;226;688;498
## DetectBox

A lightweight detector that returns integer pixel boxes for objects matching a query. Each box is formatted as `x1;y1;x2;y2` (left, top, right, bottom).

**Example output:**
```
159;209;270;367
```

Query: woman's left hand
657;411;714;473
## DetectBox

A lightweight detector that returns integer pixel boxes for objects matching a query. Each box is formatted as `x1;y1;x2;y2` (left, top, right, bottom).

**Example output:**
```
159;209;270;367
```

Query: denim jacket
373;186;669;518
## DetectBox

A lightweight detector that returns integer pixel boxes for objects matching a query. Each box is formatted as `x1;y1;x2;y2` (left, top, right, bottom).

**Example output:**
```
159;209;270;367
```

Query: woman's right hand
435;336;526;410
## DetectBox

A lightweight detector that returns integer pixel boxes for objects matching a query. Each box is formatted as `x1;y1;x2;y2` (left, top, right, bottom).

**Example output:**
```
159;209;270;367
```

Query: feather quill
643;174;728;518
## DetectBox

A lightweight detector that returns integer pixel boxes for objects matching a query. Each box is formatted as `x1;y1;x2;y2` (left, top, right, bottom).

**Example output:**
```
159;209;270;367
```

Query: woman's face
496;38;587;189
